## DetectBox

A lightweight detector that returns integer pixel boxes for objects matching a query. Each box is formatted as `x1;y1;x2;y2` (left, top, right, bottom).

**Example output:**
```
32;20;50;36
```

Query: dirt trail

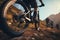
0;21;60;40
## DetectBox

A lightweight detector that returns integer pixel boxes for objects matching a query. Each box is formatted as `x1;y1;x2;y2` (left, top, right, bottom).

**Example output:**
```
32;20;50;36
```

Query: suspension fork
35;11;40;30
38;11;40;28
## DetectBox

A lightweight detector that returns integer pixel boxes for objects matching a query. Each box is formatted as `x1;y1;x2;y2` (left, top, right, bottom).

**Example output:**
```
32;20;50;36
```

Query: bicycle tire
0;0;29;37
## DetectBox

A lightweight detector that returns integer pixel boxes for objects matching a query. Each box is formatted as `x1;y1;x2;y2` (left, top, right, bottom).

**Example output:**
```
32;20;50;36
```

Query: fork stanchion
37;11;40;31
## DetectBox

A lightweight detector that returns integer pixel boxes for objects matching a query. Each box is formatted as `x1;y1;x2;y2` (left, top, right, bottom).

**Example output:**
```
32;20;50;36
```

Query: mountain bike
0;0;40;37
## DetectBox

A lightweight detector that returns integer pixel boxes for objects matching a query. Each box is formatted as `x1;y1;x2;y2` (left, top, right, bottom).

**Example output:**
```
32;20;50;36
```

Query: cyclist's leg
39;0;45;7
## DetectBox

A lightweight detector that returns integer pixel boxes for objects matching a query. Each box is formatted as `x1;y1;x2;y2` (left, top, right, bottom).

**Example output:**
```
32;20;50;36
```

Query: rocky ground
0;21;60;40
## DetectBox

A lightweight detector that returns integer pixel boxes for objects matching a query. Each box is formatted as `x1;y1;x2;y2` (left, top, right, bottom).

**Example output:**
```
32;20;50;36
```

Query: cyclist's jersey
22;0;37;8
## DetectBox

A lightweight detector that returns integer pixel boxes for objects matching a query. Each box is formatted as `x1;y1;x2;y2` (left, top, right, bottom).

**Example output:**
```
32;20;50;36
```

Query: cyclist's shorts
23;0;37;8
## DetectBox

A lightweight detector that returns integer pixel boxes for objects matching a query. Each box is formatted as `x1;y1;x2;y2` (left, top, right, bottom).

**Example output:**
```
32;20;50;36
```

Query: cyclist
22;0;45;30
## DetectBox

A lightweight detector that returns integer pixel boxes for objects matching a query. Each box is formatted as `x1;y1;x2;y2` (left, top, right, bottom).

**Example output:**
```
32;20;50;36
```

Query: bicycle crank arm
25;17;31;21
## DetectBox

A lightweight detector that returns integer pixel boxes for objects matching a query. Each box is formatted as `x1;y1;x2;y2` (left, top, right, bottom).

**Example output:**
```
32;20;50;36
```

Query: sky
37;0;60;20
14;0;60;20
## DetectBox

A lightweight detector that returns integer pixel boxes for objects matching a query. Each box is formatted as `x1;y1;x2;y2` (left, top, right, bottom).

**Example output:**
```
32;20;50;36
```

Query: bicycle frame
23;9;40;22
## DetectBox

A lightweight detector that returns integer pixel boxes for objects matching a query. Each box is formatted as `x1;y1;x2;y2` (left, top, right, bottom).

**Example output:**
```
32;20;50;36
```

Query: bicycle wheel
0;0;29;37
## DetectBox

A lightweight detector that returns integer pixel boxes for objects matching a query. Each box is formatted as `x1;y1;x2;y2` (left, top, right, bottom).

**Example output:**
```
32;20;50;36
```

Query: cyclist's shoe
33;27;40;32
39;4;45;7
